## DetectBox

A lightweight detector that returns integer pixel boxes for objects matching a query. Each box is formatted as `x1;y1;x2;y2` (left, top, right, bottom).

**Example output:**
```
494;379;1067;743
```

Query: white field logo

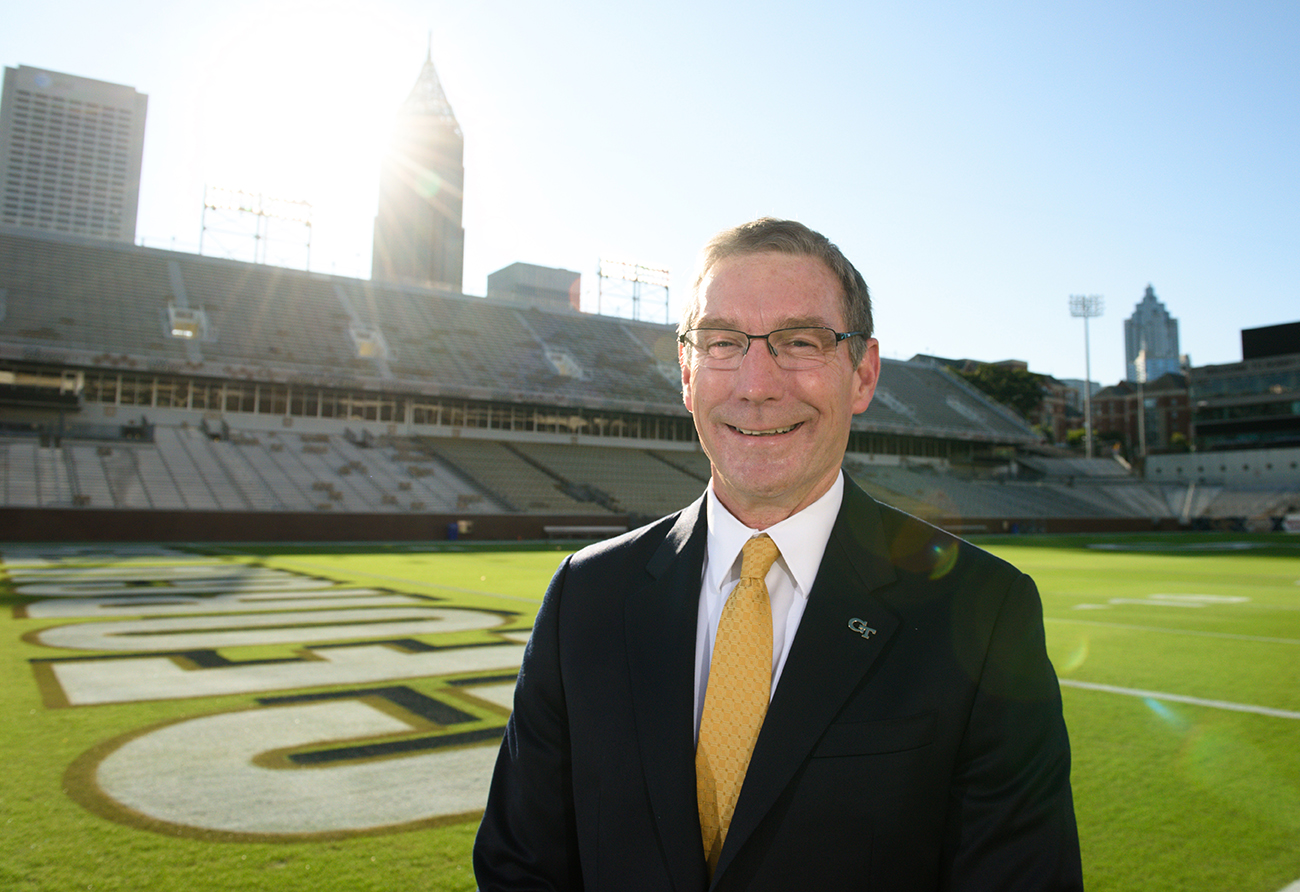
8;546;527;841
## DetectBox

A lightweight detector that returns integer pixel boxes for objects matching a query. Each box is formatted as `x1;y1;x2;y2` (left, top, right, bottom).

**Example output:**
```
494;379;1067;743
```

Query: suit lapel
625;497;710;891
715;481;901;880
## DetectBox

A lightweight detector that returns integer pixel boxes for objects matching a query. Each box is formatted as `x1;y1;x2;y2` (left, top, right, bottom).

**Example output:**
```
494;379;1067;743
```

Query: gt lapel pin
848;618;877;639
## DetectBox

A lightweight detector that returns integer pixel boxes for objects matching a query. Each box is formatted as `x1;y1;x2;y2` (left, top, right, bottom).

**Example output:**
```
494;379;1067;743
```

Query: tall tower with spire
371;48;464;292
1124;284;1181;383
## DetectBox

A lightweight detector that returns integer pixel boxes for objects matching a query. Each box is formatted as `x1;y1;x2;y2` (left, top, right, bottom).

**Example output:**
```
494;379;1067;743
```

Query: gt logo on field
66;684;514;840
10;549;527;840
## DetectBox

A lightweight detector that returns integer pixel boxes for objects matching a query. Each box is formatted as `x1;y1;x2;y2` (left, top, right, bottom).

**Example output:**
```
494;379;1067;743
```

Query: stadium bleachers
0;232;180;361
866;361;1018;438
181;262;362;375
4;425;1297;526
1204;487;1300;518
0;429;499;514
66;445;116;508
842;458;1203;522
509;441;706;520
1014;456;1131;479
2;227;1296;532
158;428;237;510
0;228;1048;429
419;437;594;514
209;439;286;511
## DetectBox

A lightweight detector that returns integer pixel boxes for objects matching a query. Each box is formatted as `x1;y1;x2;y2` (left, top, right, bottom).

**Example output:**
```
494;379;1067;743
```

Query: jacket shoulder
566;497;702;576
852;486;1024;587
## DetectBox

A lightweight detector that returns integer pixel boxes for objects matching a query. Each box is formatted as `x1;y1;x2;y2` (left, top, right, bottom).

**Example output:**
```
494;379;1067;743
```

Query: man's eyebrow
692;316;739;329
693;314;836;331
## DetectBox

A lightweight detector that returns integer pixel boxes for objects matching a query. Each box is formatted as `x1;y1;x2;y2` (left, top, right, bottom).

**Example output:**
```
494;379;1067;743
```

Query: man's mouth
729;423;801;437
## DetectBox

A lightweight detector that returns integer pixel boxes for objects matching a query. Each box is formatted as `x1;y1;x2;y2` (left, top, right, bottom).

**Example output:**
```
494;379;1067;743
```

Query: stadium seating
2;228;1296;532
508;441;705;520
4;422;1297;526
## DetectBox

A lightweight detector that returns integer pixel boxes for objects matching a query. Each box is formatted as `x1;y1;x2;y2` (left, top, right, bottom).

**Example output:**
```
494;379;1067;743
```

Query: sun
193;0;428;274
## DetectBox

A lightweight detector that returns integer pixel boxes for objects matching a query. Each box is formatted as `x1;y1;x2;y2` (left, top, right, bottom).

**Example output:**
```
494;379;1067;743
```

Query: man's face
680;251;879;527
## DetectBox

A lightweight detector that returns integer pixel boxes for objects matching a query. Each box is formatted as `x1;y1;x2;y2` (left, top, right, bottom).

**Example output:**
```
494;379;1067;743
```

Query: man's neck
710;471;843;530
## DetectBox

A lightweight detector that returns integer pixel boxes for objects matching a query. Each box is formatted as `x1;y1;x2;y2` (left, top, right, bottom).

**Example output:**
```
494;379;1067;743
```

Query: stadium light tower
200;185;313;269
596;259;671;323
1069;294;1104;459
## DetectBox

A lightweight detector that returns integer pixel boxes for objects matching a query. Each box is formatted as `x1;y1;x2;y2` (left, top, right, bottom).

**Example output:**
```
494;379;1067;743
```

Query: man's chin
713;464;807;506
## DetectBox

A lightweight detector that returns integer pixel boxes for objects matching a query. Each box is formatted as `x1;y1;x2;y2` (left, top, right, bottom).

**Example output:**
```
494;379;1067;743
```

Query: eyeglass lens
687;327;842;370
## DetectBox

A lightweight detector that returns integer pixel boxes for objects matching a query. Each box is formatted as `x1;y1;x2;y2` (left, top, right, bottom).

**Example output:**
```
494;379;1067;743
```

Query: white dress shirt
693;472;845;742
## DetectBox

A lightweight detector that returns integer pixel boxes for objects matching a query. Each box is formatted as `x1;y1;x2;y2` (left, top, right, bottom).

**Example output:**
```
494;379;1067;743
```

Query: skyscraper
371;50;465;292
0;65;147;243
1124;285;1181;383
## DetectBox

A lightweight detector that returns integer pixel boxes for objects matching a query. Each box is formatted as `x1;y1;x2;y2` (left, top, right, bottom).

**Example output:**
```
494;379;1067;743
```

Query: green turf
980;534;1300;891
2;534;1297;890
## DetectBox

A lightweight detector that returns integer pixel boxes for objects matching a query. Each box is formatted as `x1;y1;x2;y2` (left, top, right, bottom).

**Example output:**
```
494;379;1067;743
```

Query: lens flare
1143;697;1189;732
928;540;960;581
1061;637;1089;673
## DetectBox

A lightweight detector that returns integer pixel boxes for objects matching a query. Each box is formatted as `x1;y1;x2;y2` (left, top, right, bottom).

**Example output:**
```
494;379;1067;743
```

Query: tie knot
739;535;781;582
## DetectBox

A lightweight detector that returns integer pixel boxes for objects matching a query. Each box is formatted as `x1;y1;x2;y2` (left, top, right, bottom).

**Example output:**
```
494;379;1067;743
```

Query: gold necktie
696;534;781;875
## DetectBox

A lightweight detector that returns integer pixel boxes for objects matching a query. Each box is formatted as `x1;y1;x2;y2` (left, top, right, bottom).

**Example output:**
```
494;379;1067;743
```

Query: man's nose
747;335;780;360
734;336;786;397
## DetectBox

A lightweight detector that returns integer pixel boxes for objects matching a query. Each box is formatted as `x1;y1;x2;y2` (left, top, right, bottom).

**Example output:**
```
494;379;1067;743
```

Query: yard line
1059;680;1300;720
200;549;546;605
1047;617;1300;646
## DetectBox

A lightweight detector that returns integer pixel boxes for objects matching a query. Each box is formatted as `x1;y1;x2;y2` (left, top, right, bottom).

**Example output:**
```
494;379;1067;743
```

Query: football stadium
2;55;1299;892
2;228;1298;891
3;222;1299;541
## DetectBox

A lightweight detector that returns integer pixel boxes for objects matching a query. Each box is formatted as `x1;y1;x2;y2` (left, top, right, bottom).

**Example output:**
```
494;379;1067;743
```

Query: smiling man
474;218;1082;891
679;240;877;529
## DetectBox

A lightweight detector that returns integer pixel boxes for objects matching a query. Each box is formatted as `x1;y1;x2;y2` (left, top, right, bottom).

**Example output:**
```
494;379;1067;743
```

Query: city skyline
2;0;1296;386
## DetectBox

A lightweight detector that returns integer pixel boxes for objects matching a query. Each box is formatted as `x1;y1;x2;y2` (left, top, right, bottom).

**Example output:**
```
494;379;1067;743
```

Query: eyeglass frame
677;325;868;370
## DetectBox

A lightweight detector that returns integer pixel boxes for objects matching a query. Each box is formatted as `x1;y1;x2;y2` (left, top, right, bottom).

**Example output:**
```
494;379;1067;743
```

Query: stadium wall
1145;446;1300;488
0;505;1187;543
0;507;627;543
931;516;1185;535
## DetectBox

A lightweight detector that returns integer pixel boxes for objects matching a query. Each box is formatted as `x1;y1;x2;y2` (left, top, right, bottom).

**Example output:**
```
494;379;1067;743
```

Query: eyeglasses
678;326;866;371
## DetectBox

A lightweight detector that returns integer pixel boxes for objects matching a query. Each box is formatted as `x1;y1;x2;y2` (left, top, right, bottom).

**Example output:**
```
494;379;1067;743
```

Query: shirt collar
705;472;845;599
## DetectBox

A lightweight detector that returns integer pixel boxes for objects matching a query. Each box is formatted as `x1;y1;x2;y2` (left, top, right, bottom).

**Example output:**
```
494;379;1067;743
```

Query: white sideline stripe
1060;680;1300;720
1278;882;1300;892
199;550;546;605
1048;617;1300;647
262;557;546;605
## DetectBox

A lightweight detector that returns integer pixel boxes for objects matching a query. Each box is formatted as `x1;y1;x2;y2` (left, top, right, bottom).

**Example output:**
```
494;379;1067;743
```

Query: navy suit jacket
474;479;1082;891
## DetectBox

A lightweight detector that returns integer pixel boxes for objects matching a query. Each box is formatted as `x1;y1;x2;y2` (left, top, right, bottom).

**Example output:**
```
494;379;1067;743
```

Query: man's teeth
735;424;798;436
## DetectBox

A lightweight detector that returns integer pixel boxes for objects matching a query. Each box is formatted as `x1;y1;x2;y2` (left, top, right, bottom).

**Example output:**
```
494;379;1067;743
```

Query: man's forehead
697;251;845;324
704;249;837;282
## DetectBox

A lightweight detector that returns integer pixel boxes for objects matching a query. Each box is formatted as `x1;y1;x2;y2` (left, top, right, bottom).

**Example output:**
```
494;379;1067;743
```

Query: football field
2;533;1297;891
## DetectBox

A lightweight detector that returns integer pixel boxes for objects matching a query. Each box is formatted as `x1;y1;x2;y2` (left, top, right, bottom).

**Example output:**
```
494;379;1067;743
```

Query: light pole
1069;294;1104;459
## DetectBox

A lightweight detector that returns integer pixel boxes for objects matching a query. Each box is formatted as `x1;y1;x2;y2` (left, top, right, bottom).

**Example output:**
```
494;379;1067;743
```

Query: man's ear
679;341;694;413
851;338;880;415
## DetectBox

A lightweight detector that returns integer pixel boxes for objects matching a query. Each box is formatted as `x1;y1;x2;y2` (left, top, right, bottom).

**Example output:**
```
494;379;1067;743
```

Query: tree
957;365;1044;420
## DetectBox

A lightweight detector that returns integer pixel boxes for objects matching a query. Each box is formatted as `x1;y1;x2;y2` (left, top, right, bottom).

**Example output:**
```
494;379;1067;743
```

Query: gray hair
680;217;873;365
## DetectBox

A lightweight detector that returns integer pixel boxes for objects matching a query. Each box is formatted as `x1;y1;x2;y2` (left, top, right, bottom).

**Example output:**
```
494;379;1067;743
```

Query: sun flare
193;0;430;273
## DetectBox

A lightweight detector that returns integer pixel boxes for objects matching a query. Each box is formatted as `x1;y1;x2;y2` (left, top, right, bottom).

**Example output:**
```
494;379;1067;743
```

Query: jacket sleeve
473;557;584;891
940;571;1084;891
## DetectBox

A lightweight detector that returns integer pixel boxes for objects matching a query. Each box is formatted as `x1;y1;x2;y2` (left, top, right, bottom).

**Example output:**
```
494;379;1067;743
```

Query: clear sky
4;0;1297;384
